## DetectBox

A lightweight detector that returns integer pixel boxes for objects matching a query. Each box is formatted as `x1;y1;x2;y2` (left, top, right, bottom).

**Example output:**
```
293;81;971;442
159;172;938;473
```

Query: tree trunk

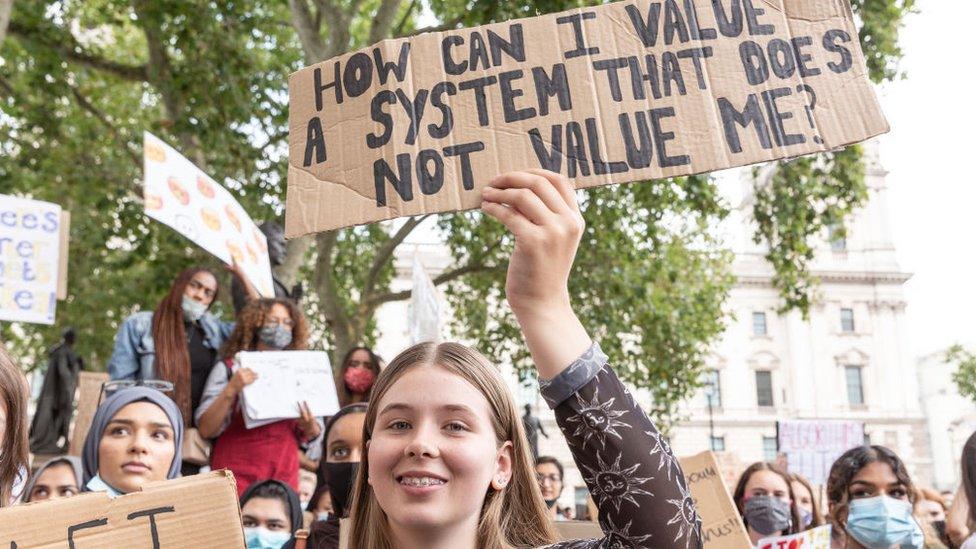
0;0;13;47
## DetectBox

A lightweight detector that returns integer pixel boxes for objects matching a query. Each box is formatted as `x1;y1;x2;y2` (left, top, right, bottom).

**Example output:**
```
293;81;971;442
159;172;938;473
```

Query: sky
410;0;973;359
879;0;976;358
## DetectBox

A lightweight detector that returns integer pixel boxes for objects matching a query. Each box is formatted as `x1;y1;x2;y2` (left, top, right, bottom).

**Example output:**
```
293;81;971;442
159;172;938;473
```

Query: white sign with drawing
238;351;339;427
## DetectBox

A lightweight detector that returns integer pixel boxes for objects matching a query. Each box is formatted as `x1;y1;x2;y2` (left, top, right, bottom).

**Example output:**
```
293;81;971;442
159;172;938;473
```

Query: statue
29;328;83;455
522;403;548;460
232;221;304;313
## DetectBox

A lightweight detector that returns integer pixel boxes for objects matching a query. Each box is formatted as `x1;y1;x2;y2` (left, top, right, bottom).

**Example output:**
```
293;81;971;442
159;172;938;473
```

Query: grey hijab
21;455;83;502
81;387;183;487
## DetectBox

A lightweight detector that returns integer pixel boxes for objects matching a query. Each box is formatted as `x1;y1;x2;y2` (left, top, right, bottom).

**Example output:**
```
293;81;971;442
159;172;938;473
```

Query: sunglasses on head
98;379;174;407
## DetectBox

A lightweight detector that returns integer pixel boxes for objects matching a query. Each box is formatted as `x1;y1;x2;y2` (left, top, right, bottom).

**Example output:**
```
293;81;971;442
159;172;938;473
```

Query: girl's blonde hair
0;342;29;507
348;342;557;548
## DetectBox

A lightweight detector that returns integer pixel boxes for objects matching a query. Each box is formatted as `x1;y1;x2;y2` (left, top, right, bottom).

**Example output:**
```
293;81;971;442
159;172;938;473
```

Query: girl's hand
228;367;258;394
481;170;592;379
297;401;321;441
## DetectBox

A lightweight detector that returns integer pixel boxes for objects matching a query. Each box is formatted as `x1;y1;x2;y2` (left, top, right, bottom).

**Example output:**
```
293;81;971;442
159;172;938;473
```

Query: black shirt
186;321;217;427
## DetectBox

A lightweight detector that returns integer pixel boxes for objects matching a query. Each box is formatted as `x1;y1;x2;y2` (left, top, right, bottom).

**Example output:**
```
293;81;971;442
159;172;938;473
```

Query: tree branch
369;0;404;44
68;84;141;170
0;0;12;47
398;15;464;38
8;20;149;82
288;0;329;63
365;262;503;308
361;215;430;300
393;0;417;37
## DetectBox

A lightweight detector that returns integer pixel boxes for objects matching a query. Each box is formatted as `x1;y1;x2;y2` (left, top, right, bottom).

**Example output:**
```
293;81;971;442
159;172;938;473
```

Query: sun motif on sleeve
580;453;654;512
565;386;630;449
646;429;682;482
601;514;653;548
665;481;702;549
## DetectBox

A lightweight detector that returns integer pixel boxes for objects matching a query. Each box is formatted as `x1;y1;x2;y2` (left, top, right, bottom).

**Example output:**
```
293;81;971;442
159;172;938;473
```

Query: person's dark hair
336;346;381;405
0;343;29;507
826;445;916;529
961;432;976;525
732;461;802;535
221;298;309;358
535;456;564;481
152;267;217;422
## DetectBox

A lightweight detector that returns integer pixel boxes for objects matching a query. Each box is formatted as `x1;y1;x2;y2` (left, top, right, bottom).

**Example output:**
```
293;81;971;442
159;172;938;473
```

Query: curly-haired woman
195;298;322;496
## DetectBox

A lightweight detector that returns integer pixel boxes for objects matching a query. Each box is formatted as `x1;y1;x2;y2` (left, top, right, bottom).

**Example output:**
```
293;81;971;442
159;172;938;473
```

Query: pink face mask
344;367;376;395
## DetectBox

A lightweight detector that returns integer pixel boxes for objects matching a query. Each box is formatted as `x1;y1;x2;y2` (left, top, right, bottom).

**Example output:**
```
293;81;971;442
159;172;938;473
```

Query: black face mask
324;461;359;518
933;520;948;544
545;498;559;509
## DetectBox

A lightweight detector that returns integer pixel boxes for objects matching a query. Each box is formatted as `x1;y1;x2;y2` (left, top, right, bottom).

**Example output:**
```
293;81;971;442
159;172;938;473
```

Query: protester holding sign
240;479;304;549
21;456;82;502
196;298;321;496
345;170;701;548
81;386;184;496
789;472;826;530
732;462;803;545
825;445;925;549
0;343;29;507
336;346;381;407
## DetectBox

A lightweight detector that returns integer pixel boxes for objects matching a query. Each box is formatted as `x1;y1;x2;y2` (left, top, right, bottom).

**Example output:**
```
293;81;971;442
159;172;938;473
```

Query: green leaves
948;345;976;404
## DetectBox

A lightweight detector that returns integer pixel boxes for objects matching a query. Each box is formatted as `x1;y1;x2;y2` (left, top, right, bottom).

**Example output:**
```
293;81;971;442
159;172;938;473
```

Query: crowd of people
0;170;972;549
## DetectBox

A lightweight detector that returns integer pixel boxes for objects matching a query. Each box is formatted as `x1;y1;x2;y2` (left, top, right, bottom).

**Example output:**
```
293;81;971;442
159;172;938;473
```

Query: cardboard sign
285;0;887;235
143;132;275;297
758;525;832;549
69;371;110;456
0;471;245;548
238;350;339;426
0;194;63;324
680;451;752;549
56;211;70;300
778;420;863;485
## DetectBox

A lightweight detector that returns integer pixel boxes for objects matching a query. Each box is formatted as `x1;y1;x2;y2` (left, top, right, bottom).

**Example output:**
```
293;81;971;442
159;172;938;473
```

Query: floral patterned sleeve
539;343;703;549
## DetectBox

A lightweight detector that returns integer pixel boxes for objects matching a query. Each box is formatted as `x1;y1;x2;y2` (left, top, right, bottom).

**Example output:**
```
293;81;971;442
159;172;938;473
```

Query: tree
1;0;916;425
0;0;11;46
947;345;976;403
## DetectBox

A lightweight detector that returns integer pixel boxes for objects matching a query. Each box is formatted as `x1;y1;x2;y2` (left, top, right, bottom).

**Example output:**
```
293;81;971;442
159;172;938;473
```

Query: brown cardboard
68;371;109;456
680;451;752;549
286;0;888;236
57;211;70;300
0;470;245;548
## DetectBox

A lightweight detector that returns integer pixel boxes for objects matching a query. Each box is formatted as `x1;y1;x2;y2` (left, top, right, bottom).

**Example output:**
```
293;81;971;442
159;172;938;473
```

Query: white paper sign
142;132;275;297
409;255;441;344
757;525;831;549
778;420;864;485
238;351;339;425
0;195;62;325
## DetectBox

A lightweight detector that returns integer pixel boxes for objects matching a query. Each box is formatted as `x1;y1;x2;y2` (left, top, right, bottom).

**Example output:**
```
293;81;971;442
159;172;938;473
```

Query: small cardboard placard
0;194;64;324
758;524;832;549
680;451;752;549
68;371;110;456
143;131;275;297
238;350;339;427
0;471;245;548
286;0;888;235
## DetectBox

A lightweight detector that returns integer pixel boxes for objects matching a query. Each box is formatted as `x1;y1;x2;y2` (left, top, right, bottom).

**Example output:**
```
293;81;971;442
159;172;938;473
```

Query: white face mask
300;499;310;511
315;511;330;522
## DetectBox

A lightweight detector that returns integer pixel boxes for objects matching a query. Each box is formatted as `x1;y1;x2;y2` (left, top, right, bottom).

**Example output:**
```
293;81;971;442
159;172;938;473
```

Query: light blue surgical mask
244;527;291;549
845;496;924;549
85;474;122;498
181;296;208;322
315;511;330;522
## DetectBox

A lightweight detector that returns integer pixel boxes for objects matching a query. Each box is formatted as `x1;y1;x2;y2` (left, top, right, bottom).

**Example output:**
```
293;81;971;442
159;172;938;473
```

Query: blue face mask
845;496;924;549
181;296;208;322
315;511;330;522
244;527;291;549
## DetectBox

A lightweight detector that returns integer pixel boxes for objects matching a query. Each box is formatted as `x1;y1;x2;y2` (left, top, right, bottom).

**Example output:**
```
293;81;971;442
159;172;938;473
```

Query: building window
574;486;591;521
752;312;768;336
756;370;774;407
763;436;778;462
828;223;847;252
845;365;865;406
841;308;855;333
704;369;722;408
711;436;726;452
